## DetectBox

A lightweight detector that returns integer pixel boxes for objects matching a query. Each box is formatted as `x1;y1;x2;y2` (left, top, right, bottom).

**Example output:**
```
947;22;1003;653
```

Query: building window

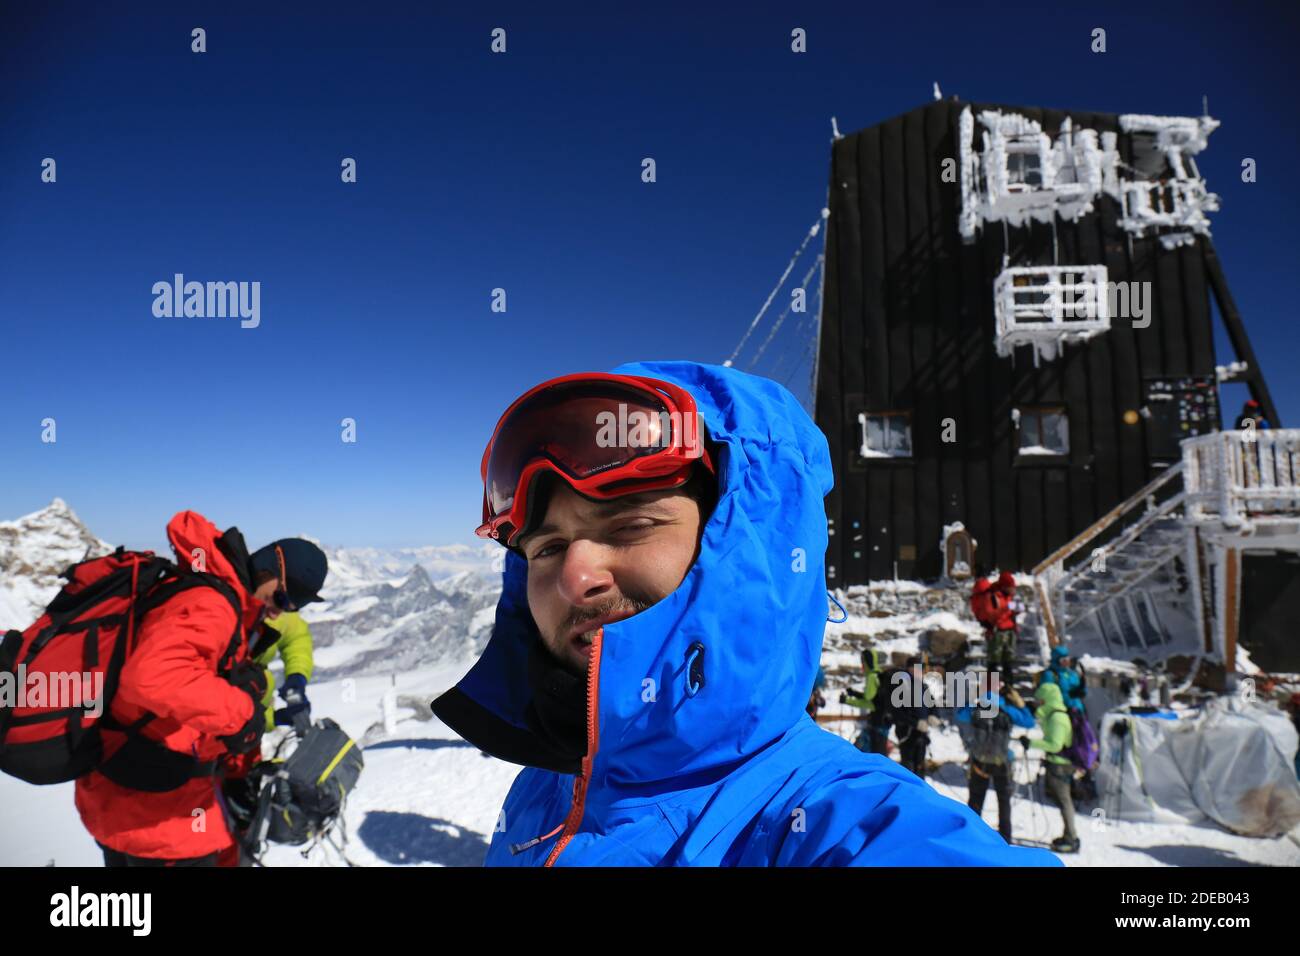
1005;143;1043;189
1016;407;1069;456
858;411;912;458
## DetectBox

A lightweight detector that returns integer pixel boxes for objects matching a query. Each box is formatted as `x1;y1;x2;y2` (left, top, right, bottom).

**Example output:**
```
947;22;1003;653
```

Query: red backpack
0;547;242;785
969;588;1002;626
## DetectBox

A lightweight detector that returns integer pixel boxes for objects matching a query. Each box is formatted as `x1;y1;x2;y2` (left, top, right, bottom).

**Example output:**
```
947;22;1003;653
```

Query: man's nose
556;538;615;606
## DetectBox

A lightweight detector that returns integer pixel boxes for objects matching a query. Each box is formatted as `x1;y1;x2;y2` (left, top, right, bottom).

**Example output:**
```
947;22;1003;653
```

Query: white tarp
1095;697;1300;837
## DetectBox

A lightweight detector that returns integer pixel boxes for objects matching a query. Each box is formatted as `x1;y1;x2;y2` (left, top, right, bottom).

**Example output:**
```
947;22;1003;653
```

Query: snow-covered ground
257;661;518;867
9;674;1297;866
816;710;1300;867
0;658;523;867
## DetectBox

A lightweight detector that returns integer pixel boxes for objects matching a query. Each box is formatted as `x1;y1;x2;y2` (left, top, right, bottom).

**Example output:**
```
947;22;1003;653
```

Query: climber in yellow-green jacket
1018;681;1079;854
841;648;891;755
252;610;315;731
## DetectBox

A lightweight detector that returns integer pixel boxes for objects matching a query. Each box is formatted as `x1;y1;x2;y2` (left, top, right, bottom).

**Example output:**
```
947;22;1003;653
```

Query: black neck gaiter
523;637;589;764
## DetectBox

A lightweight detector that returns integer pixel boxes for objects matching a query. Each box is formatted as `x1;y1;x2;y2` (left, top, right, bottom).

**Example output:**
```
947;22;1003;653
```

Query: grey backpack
963;706;1014;765
253;718;364;848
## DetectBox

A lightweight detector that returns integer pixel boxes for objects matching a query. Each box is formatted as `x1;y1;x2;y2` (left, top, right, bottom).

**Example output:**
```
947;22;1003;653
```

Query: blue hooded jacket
1039;646;1086;713
433;361;1060;867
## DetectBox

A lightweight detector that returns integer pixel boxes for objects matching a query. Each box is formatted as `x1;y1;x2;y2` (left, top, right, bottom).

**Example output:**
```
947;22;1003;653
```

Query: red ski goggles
476;373;714;548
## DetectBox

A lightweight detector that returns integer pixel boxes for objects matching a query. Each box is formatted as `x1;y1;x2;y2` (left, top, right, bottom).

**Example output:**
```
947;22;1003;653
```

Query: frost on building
958;107;1221;363
1108;114;1221;250
959;108;1107;239
960;108;1220;251
992;263;1110;363
815;97;1294;672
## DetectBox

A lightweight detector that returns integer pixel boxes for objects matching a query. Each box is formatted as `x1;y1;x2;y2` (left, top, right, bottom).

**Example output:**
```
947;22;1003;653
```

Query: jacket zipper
541;627;603;867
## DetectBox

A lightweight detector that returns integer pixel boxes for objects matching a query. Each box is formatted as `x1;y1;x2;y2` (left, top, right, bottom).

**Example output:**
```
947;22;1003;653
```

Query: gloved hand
227;658;268;701
278;672;308;702
220;660;268;755
274;673;311;728
1018;735;1034;751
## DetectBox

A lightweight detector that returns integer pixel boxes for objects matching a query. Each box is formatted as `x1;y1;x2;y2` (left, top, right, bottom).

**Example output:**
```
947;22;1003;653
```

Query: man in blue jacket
1038;645;1086;714
433;362;1060;867
955;687;1037;842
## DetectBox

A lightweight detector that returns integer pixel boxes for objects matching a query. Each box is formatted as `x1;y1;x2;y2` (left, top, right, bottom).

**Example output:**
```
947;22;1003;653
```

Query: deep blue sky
2;2;1296;552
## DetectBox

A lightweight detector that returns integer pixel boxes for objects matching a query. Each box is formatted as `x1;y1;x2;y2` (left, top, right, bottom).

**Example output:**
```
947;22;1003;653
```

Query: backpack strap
36;554;176;659
135;569;245;676
97;710;219;792
0;630;21;676
0;631;27;751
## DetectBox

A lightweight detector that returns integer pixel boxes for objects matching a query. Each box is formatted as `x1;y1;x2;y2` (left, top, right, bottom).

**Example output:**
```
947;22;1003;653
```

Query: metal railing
1183;429;1300;528
993;265;1110;360
1032;463;1186;646
1118;177;1218;231
1033;429;1300;648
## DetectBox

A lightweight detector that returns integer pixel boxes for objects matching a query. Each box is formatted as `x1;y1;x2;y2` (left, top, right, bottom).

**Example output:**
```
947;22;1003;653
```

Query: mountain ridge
0;500;504;677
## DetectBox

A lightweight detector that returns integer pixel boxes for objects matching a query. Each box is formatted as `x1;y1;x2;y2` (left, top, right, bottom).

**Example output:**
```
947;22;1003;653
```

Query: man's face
251;578;283;618
517;481;705;676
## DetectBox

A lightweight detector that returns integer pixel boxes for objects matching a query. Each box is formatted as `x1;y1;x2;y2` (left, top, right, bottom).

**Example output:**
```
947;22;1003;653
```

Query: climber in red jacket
987;572;1020;680
969;573;1018;681
73;511;327;867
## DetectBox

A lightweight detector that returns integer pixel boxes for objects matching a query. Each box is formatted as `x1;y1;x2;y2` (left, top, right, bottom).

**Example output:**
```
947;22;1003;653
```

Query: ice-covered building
814;97;1296;673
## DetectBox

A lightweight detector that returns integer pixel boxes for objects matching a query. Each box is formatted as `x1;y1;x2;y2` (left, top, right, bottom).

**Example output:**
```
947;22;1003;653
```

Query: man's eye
531;542;563;560
618;520;655;534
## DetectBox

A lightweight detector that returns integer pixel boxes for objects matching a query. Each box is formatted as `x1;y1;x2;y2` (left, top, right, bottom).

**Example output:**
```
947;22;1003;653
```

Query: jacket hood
1035;681;1066;711
165;511;262;631
435;361;834;794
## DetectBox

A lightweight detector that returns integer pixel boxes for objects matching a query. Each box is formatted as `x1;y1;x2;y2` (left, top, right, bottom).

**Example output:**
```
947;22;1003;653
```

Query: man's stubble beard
544;591;659;676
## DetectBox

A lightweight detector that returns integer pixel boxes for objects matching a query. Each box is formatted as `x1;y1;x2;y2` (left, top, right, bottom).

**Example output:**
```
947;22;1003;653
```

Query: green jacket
1028;681;1073;766
843;649;883;714
254;611;315;730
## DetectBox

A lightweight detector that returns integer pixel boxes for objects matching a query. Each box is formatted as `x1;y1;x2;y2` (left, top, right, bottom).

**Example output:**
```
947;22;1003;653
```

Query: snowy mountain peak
320;541;498;594
0;500;505;680
402;563;433;590
0;499;115;628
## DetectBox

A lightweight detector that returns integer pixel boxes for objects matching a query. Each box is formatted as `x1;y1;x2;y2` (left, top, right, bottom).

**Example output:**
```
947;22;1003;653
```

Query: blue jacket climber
433;361;1061;867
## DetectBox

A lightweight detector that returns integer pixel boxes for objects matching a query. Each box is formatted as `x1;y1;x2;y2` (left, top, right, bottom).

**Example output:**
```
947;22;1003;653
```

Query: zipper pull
509;822;565;855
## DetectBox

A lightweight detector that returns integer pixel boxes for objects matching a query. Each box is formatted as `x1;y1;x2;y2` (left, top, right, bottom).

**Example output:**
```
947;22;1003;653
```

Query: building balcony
1116;178;1220;248
1183;429;1300;534
993;265;1110;362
